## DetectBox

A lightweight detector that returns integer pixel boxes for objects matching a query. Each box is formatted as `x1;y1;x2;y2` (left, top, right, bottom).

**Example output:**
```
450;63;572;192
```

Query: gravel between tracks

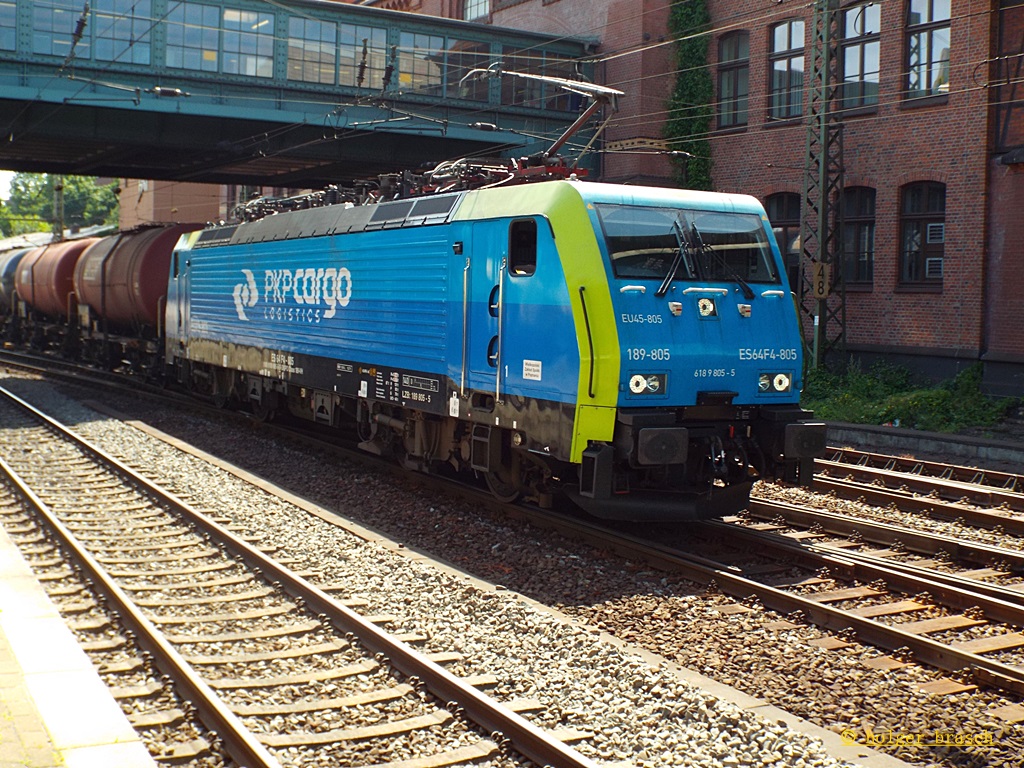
6;372;1023;768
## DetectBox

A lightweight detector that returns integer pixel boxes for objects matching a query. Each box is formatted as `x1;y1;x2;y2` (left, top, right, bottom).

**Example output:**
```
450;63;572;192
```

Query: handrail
578;286;595;399
495;258;505;404
460;257;469;397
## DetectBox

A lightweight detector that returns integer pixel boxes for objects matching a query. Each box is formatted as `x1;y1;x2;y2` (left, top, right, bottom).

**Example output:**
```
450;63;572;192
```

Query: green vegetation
663;0;713;190
802;362;1017;433
1;173;118;237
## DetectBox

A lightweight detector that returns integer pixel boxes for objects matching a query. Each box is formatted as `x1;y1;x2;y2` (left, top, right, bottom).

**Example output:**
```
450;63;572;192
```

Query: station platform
0;524;156;768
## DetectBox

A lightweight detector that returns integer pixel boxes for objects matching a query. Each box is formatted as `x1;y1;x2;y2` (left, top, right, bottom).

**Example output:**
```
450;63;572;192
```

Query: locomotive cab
564;185;826;519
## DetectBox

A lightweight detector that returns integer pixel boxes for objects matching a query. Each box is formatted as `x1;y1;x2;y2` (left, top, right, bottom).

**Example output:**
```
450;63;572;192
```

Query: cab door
165;247;191;355
465;220;505;401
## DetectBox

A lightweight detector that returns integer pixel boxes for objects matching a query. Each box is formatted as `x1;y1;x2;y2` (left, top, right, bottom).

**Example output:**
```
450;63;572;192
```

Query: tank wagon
167;179;825;520
3;225;201;371
73;224;202;367
0;248;30;312
14;238;100;348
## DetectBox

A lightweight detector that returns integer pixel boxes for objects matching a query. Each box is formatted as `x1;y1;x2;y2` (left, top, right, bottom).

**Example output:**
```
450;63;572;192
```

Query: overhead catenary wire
3;0;1017;183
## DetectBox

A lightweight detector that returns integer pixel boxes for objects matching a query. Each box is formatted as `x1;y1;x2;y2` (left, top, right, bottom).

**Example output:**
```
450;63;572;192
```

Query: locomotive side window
509;219;537;276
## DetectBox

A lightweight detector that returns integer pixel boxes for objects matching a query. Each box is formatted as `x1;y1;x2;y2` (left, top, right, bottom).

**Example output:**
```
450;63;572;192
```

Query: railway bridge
0;0;596;187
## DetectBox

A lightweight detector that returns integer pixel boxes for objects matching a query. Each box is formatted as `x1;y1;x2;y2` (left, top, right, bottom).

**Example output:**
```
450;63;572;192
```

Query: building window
448;40;492;102
33;0;90;58
338;24;388;89
543;53;579;111
769;20;804;120
842;187;875;285
222;9;274;78
288;17;336;84
766;192;802;292
0;1;16;51
907;0;950;99
94;0;152;64
900;182;945;286
717;32;749;128
166;3;219;72
501;49;541;106
464;0;490;21
399;32;445;96
840;3;880;110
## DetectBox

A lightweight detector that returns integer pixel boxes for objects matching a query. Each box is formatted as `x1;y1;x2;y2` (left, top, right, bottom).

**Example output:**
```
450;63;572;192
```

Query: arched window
842;187;875;286
717;32;749;129
766;192;802;291
768;21;804;120
900;182;945;287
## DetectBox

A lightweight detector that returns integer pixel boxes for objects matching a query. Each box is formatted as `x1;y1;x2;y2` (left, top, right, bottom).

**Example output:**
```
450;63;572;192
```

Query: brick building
358;0;1023;396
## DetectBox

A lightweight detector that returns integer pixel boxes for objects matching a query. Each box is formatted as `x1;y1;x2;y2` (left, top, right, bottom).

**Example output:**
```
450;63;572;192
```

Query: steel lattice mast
800;0;846;369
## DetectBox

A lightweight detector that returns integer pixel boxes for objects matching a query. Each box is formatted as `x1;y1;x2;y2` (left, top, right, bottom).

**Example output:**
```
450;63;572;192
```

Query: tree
7;174;119;233
663;0;714;190
0;198;47;238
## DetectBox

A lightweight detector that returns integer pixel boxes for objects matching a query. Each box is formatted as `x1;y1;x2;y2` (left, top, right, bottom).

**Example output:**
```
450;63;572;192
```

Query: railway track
737;497;1024;578
5;354;1024;759
697;512;1024;688
810;448;1024;534
823;446;1023;495
0;384;599;768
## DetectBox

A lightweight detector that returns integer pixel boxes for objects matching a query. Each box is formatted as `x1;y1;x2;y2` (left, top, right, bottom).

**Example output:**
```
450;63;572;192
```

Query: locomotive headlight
628;373;666;394
759;372;792;393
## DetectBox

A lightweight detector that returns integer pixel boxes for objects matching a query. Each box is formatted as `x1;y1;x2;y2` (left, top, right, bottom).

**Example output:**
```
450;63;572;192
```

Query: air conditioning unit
926;223;945;244
925;257;944;278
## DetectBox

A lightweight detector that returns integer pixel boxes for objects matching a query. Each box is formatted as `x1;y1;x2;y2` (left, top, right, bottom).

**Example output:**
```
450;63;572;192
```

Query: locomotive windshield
595;204;780;285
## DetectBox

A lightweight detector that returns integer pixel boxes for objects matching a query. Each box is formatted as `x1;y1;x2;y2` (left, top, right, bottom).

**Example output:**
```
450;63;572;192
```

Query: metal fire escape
800;0;845;369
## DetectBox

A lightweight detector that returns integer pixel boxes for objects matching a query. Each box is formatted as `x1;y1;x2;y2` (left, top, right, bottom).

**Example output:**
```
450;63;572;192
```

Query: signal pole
52;175;65;241
800;0;846;369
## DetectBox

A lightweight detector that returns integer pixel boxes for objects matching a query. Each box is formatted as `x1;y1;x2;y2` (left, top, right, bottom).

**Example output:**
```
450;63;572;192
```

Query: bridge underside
0;98;519;188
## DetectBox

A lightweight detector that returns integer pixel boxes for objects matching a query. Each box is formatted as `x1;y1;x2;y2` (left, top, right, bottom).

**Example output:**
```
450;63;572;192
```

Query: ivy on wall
663;0;713;190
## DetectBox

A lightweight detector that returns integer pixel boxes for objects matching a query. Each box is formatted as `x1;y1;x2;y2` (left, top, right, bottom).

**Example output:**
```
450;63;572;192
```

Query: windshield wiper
693;223;756;300
655;219;693;298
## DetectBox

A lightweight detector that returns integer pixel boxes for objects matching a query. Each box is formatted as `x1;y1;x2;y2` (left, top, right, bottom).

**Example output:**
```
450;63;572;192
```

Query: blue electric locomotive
166;179;824;520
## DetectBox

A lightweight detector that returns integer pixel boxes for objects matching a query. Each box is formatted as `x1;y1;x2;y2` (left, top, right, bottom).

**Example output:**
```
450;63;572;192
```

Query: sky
0;170;13;201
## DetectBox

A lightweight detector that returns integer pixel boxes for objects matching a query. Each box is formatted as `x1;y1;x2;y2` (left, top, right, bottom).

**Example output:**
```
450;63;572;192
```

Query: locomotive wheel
484;447;524;503
485;468;522;503
251;395;277;423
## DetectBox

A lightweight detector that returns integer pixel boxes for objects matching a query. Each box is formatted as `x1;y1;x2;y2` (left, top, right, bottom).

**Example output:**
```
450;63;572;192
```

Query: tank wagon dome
74;224;204;327
0;248;31;311
14;238;100;318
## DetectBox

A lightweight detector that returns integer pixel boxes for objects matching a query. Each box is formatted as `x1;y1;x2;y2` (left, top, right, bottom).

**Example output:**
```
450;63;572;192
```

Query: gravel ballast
5;372;1021;768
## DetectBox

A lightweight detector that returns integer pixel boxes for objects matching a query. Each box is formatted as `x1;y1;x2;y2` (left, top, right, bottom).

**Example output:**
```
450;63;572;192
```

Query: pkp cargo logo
232;266;354;323
233;269;259;320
